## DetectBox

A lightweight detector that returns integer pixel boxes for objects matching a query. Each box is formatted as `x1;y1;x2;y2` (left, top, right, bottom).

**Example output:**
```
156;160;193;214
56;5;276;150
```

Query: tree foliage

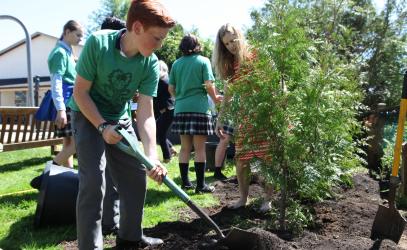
87;0;130;35
224;0;364;233
289;0;407;109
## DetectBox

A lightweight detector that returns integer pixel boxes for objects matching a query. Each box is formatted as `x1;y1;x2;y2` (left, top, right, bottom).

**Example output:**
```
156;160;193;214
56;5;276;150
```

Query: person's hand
215;121;225;139
102;125;123;144
215;95;224;104
55;110;67;129
147;160;167;185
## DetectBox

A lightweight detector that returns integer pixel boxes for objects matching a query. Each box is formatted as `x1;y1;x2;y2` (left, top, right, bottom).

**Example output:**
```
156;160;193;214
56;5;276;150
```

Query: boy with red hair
69;1;175;249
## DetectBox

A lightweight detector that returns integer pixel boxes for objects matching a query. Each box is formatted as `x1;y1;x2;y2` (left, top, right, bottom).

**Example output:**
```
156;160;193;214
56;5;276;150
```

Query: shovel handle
391;71;407;177
114;126;191;203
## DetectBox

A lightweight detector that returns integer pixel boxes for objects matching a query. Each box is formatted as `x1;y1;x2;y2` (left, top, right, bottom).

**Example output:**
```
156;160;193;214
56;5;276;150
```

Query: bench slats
3;139;62;151
1;114;7;142
0;107;63;152
7;114;15;144
15;114;23;143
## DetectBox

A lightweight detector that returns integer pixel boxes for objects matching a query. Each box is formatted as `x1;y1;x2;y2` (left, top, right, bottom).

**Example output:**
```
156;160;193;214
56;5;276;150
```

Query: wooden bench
0;107;63;153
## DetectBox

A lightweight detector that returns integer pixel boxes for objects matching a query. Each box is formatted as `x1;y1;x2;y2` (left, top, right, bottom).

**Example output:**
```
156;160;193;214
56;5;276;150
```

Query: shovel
114;126;256;248
370;71;407;244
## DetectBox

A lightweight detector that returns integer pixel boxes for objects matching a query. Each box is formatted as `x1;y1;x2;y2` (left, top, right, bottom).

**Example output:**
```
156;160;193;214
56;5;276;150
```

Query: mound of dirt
62;173;407;249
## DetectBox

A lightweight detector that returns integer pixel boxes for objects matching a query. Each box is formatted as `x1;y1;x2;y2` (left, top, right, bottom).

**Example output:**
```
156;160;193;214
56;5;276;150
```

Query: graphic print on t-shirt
105;69;133;106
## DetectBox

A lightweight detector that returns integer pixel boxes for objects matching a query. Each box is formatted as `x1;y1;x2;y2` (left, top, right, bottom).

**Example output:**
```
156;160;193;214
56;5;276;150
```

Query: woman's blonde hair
158;60;168;80
212;23;250;80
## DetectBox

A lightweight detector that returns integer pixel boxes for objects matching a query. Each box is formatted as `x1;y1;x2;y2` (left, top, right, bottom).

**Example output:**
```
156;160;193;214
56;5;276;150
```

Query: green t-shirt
69;30;159;120
169;54;215;114
47;41;76;84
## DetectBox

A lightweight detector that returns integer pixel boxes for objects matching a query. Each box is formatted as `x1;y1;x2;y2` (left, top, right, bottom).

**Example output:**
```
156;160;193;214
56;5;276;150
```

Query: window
15;91;27;106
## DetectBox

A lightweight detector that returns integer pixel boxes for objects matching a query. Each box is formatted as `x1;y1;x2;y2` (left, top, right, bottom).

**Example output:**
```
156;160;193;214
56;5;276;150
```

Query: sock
179;163;191;186
194;162;206;189
214;167;222;175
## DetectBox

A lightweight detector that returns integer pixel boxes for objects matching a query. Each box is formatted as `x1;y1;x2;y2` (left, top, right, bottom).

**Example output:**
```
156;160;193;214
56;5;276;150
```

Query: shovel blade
371;204;406;243
221;227;258;249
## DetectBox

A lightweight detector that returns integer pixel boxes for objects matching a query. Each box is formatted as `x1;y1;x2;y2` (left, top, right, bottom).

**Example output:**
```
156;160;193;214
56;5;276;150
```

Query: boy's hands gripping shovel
370;71;407;244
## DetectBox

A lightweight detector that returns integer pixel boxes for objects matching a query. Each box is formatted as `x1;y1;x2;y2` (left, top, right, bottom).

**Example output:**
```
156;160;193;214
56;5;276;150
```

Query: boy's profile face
132;21;170;57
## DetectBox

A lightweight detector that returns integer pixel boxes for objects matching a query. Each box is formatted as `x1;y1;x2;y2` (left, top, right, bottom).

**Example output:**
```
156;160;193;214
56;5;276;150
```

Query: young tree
225;0;364;232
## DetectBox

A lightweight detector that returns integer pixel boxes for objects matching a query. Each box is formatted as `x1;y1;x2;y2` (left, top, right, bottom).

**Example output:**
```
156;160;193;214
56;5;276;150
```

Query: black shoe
195;184;215;194
181;184;195;190
116;236;163;249
213;172;228;181
140;235;164;248
115;237;139;250
102;225;119;236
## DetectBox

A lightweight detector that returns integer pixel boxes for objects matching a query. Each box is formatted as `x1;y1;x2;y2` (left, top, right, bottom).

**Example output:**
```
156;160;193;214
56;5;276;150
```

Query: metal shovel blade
219;227;258;249
371;204;406;243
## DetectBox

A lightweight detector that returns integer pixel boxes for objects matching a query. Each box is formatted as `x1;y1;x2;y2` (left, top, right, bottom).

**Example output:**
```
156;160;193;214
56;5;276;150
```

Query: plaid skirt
222;123;234;136
55;109;73;137
172;112;214;135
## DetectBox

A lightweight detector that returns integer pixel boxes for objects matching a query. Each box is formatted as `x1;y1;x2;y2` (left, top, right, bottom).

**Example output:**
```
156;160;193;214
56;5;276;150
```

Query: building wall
0;35;82;79
0;90;16;106
0;33;82;106
0;88;48;106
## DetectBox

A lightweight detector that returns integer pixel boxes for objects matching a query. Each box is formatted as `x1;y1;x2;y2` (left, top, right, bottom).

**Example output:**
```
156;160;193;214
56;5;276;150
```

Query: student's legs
215;134;230;166
72;111;106;250
102;166;120;234
228;160;250;209
156;110;173;161
193;135;214;193
259;183;273;212
105;118;146;242
179;135;193;187
214;134;230;180
53;136;75;168
192;135;206;162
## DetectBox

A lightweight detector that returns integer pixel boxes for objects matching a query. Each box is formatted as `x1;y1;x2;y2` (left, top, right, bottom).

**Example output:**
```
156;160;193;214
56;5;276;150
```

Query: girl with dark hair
169;34;223;194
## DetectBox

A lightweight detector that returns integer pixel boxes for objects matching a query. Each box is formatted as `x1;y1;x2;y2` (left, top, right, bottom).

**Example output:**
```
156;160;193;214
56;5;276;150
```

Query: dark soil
61;173;407;249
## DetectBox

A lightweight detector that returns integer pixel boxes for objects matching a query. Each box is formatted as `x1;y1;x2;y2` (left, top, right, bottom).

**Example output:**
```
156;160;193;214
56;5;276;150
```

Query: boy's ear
132;21;143;34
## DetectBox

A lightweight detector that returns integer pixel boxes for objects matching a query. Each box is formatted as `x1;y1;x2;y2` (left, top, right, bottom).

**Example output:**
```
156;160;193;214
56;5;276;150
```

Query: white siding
0;35;82;79
0;33;82;106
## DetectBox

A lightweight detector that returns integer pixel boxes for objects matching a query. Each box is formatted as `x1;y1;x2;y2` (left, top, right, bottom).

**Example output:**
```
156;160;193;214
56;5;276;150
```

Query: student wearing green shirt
69;1;175;249
169;34;223;194
48;20;83;168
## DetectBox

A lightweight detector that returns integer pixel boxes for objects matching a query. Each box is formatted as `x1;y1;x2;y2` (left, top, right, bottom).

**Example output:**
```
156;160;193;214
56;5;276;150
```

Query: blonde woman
213;23;273;212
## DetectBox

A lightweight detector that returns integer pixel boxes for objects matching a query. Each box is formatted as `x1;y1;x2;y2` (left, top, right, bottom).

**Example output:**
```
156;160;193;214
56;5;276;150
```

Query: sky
0;0;266;51
0;0;386;51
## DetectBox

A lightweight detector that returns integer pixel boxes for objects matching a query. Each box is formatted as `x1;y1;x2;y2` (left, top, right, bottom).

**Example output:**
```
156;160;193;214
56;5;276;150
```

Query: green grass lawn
0;146;235;250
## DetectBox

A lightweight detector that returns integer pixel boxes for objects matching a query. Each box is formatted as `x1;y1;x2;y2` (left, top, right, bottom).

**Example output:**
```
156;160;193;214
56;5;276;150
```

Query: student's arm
168;84;175;97
136;93;159;160
137;93;167;184
51;74;68;129
215;82;231;138
73;74;121;144
204;80;222;104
